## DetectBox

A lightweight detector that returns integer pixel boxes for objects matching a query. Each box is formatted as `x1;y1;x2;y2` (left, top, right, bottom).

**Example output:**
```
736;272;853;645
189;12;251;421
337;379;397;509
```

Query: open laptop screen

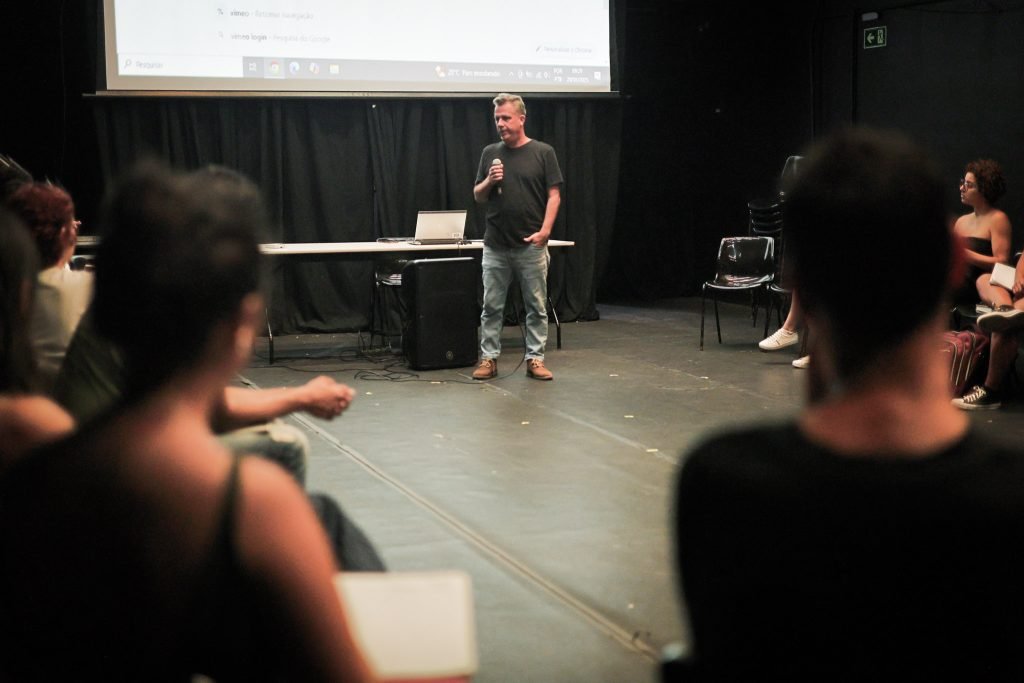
413;210;467;244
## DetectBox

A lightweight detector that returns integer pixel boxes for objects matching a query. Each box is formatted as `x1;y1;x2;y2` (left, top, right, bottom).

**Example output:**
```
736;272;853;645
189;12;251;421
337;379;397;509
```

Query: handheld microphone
491;158;503;195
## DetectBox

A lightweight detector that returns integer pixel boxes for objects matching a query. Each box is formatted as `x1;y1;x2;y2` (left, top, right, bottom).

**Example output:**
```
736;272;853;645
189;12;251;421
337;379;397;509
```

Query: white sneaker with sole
792;355;810;369
759;327;799;351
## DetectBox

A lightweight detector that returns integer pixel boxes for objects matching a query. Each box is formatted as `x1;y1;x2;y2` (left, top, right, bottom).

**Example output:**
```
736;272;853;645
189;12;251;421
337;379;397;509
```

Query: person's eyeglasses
959;178;977;190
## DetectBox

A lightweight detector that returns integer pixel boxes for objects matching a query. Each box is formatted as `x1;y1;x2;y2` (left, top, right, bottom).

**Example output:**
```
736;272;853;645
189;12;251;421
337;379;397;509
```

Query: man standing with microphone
472;93;563;380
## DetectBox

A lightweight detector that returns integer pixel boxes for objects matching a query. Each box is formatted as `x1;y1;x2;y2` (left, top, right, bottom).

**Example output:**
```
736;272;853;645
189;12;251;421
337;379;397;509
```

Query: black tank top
956;236;994;305
0;440;277;680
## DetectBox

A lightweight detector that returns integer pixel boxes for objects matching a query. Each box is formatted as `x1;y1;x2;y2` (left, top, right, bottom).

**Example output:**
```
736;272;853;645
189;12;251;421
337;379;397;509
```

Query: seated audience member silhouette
673;129;1024;680
952;159;1011;308
0;208;74;463
949;159;1019;409
54;165;356;486
5;181;92;392
0;165;375;681
50;166;383;571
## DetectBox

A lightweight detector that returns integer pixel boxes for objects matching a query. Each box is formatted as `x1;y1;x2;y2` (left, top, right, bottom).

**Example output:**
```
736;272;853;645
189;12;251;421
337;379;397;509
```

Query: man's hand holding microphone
490;158;503;195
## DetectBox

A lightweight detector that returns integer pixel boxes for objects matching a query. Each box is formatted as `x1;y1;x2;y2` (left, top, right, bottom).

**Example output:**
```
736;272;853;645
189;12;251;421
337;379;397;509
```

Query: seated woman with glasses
950;160;1023;410
952;160;1011;307
5;181;92;393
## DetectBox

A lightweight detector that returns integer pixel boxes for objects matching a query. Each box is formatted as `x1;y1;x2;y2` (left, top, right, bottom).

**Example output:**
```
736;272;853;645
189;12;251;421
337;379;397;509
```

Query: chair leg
764;293;772;340
548;295;562;349
757;287;766;334
266;307;275;365
369;281;389;349
713;293;722;344
700;286;706;351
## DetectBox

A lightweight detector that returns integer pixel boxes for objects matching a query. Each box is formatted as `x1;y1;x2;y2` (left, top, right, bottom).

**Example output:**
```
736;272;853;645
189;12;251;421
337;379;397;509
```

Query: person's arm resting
213;376;355;431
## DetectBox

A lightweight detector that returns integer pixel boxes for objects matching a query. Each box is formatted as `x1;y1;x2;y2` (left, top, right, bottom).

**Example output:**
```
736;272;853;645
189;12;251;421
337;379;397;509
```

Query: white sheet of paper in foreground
335;571;477;681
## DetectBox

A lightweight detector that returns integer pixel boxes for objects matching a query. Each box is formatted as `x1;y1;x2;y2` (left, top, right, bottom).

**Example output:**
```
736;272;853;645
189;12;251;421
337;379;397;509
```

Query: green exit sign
864;26;887;49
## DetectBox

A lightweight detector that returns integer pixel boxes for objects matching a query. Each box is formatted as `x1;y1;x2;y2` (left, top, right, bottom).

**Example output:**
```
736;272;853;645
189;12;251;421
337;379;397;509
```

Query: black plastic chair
700;236;775;350
747;155;803;268
779;154;803;192
368;258;408;349
747;198;783;236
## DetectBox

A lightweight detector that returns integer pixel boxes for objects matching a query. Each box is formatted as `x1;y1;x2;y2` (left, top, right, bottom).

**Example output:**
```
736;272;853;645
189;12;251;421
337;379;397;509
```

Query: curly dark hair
5;182;75;268
964;159;1007;206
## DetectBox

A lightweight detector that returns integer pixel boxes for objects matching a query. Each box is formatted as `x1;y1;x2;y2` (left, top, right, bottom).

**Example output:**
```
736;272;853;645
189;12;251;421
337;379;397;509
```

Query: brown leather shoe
526;358;553;381
473;358;497;380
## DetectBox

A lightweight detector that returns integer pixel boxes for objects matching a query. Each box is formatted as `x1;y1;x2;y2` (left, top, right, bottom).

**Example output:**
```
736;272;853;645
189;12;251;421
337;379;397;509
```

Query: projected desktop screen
102;0;613;93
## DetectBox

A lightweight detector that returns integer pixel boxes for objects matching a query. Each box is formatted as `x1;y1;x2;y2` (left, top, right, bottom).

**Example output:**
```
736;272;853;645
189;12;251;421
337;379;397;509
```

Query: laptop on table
410;210;468;245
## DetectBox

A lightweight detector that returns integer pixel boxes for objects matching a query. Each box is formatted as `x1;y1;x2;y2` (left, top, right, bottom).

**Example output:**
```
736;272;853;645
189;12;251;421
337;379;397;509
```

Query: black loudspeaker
401;257;479;370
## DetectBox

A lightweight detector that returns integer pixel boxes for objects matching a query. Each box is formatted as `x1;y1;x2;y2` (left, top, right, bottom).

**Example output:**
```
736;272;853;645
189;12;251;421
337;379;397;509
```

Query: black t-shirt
476;139;563;249
674;423;1024;680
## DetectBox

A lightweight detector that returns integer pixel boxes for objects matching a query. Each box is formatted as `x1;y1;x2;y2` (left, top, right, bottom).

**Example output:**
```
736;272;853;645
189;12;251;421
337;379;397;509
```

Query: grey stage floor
240;298;1024;683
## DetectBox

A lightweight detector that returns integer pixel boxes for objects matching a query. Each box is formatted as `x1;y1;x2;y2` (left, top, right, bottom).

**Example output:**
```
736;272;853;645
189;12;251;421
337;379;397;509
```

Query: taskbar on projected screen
117;55;610;91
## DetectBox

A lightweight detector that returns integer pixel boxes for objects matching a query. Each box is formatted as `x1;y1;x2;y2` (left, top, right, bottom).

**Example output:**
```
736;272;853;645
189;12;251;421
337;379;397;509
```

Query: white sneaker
759;327;799;351
792;355;810;369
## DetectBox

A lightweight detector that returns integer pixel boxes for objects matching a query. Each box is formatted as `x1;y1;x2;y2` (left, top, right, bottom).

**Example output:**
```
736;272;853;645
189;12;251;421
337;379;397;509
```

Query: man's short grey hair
493;93;526;116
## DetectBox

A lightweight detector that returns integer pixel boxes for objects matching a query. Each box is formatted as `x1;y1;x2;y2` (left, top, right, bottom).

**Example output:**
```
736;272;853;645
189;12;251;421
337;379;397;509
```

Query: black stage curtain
92;98;620;334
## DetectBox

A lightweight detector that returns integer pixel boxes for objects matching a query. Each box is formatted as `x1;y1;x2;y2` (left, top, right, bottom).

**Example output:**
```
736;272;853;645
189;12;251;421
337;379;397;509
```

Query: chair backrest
715;236;774;278
781;154;803;175
747;200;783;238
778;155;803;197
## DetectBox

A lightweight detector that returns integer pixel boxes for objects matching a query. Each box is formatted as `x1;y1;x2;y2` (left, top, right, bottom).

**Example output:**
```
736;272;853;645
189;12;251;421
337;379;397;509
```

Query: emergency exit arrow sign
864;26;887;49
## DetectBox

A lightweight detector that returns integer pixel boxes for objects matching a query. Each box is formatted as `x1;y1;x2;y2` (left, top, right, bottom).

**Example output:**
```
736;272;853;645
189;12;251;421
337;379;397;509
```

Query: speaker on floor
401;257;479;370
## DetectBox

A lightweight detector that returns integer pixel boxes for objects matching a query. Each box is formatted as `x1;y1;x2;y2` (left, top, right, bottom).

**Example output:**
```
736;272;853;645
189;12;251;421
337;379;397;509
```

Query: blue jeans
480;244;549;361
217;420;308;485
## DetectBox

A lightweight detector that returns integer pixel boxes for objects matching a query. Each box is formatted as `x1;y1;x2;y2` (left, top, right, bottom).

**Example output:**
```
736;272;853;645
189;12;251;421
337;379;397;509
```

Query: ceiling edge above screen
101;0;615;95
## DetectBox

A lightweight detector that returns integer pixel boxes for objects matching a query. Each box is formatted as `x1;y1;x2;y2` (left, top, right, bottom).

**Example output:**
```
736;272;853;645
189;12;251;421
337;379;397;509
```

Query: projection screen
102;0;613;94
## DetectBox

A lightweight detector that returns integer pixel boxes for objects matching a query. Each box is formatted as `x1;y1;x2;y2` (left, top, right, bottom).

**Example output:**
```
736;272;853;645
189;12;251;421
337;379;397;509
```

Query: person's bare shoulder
952;212;972;234
0;395;74;464
231;456;375;680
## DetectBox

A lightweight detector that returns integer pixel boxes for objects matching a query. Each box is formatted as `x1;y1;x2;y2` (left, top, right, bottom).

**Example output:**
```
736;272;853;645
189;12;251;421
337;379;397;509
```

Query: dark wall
605;0;1024;300
603;1;818;300
1;1;102;224
851;1;1024;235
4;0;1024;325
